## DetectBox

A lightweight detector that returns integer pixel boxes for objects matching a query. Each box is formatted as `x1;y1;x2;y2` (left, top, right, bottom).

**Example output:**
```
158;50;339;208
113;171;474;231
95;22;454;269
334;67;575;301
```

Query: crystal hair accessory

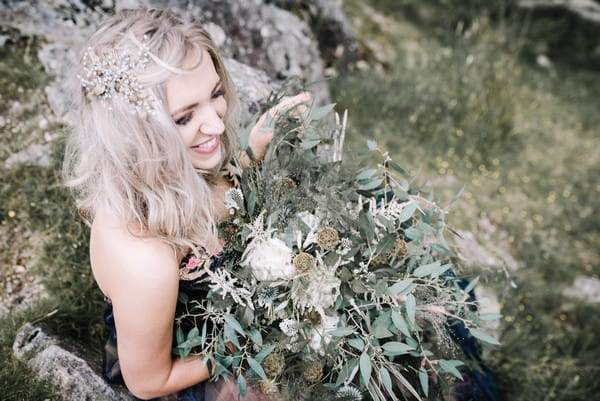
78;37;156;118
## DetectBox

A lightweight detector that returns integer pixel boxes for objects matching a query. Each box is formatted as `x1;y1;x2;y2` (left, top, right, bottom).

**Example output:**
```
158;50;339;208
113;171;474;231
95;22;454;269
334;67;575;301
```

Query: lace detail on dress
178;250;216;281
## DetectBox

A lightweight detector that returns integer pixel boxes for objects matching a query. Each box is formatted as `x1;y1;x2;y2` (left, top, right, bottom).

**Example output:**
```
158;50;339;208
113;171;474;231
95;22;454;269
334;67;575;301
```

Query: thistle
224;188;244;214
256;287;279;308
336;384;363;400
316;227;340;250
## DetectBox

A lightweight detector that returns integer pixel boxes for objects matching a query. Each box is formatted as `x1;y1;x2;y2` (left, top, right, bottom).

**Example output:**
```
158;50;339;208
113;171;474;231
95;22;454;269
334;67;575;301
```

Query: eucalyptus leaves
173;100;499;400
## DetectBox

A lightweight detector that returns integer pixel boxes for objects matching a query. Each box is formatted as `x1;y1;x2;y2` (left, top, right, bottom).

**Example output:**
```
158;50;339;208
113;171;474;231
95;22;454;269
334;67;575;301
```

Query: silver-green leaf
359;351;372;387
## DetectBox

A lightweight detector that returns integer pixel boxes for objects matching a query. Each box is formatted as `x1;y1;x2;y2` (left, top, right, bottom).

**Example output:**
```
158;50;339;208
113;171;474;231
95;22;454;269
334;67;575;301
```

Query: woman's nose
198;107;225;136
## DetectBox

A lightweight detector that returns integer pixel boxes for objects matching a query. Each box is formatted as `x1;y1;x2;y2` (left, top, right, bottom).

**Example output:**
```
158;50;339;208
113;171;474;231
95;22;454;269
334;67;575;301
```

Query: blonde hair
63;8;238;258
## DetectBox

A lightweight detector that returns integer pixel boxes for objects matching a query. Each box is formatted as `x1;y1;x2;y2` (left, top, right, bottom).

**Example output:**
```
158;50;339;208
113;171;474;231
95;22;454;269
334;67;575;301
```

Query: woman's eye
175;112;193;126
212;89;226;99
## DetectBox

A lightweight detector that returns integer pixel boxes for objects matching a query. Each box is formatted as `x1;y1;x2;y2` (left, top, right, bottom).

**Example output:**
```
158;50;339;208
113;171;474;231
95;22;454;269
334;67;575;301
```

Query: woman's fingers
268;92;312;123
244;92;312;164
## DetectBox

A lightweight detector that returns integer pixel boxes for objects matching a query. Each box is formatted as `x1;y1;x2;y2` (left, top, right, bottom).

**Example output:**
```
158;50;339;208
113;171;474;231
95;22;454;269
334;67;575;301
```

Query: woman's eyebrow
170;80;222;116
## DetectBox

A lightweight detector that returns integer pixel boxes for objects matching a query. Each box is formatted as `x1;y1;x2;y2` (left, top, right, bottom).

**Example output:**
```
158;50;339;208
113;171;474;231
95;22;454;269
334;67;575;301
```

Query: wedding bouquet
173;98;499;400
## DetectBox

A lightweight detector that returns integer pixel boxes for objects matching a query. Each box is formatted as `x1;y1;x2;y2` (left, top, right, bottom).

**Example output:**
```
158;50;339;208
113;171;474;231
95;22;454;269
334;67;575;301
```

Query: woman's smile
191;135;220;154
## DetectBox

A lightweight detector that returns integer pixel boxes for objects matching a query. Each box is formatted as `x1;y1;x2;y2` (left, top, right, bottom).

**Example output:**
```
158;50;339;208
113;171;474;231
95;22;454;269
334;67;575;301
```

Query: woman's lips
191;136;220;154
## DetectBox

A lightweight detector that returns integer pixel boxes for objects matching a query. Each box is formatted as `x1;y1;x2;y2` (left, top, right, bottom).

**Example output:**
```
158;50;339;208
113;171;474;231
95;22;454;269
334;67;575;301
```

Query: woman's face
166;48;227;170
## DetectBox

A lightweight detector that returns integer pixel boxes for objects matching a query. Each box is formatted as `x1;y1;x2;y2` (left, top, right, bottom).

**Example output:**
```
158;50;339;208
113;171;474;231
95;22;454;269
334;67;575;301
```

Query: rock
0;0;106;46
38;43;80;123
516;0;600;68
518;0;600;23
454;222;519;273
13;324;55;360
270;0;364;65
13;323;133;401
0;280;48;317
115;0;330;104
4;143;52;168
563;275;600;303
223;57;274;119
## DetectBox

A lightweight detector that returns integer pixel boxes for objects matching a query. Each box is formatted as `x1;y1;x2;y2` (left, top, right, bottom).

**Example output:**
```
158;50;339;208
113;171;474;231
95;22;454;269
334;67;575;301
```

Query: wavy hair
63;8;238;258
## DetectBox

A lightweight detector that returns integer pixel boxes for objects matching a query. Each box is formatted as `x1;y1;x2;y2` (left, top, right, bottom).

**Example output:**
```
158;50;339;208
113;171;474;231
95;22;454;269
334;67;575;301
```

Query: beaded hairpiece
78;37;156;118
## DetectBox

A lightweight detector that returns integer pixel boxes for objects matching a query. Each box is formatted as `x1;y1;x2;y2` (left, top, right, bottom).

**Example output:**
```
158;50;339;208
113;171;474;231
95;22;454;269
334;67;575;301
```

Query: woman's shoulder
90;205;179;299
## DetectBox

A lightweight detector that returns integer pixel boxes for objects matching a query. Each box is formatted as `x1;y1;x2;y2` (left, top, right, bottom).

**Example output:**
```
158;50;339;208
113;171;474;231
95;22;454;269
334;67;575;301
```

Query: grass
335;1;600;400
0;29;105;399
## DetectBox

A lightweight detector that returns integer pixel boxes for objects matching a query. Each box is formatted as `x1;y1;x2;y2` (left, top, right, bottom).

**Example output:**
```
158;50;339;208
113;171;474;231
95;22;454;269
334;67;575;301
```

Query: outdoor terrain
0;1;599;400
333;1;600;400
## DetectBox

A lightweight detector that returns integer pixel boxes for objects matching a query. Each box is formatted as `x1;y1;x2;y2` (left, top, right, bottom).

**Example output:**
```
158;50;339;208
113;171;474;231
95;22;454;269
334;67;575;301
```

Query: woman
63;8;309;400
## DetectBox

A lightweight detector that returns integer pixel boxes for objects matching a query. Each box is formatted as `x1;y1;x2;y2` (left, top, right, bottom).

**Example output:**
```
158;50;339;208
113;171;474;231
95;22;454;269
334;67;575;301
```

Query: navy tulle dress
446;275;503;401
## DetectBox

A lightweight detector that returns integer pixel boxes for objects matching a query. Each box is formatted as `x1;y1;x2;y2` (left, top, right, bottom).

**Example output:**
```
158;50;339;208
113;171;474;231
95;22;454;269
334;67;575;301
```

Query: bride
63;8;309;400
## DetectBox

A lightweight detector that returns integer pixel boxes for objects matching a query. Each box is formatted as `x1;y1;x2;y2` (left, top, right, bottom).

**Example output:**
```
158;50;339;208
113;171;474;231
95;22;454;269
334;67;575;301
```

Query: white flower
336;238;352;256
292;253;341;312
368;198;417;227
309;312;340;354
279;318;300;336
206;268;252;307
242;237;296;281
285;334;302;352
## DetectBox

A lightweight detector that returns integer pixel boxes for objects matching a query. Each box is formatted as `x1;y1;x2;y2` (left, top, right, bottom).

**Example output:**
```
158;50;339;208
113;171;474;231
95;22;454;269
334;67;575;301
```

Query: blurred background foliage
0;0;599;400
333;1;600;400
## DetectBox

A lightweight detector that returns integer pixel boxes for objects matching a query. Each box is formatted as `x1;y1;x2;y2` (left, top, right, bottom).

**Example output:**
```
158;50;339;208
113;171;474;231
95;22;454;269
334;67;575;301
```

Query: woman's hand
242;92;312;166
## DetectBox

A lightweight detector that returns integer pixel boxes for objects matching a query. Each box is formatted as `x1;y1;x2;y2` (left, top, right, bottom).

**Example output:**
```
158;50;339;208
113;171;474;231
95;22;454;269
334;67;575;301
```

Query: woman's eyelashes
174;90;226;126
175;112;193;126
212;88;226;99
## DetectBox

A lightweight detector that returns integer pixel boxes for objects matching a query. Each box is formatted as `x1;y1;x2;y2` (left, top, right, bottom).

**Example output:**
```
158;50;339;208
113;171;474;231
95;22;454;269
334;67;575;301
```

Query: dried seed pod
305;310;322;326
392;239;408;258
262;353;285;378
316;227;340;250
293;252;315;272
258;378;279;394
303;361;323;382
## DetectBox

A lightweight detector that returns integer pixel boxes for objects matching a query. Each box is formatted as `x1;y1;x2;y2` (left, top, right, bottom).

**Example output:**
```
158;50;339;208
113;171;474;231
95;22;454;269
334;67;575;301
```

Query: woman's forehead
166;48;220;114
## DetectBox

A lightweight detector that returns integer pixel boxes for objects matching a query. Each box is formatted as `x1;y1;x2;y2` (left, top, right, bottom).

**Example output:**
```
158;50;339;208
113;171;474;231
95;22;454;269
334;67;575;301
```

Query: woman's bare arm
90;214;211;399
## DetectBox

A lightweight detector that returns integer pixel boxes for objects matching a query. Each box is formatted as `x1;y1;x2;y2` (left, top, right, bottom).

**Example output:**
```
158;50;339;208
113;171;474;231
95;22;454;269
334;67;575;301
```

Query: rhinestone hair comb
78;37;156;118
